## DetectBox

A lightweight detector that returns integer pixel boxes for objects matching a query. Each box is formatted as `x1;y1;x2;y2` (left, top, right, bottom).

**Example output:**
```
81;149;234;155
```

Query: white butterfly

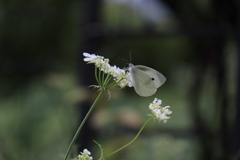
128;63;166;97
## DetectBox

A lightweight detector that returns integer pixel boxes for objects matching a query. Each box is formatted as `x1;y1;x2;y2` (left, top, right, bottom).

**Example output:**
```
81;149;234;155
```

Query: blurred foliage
0;0;79;95
0;73;81;160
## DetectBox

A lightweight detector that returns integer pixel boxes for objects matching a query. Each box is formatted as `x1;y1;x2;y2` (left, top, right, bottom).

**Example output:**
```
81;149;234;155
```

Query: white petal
84;57;92;62
83;52;90;57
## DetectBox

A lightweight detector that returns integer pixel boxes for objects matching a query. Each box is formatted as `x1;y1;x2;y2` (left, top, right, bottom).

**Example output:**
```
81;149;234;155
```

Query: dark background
0;0;240;160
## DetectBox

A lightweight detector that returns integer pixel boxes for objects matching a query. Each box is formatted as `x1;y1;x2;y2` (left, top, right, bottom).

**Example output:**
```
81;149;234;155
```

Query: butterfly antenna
119;57;130;71
119;56;129;63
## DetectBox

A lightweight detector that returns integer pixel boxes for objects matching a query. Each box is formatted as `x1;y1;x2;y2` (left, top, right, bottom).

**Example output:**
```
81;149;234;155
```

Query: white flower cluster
83;52;132;88
149;98;172;123
78;149;93;160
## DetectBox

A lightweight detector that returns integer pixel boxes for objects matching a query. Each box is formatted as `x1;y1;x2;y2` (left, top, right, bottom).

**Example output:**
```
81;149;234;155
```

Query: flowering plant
64;53;172;160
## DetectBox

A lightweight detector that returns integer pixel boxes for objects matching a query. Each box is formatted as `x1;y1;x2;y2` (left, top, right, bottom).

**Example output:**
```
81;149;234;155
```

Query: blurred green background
0;0;239;160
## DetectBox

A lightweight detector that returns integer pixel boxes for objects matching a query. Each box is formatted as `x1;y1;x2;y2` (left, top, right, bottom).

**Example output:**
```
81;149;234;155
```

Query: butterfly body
128;63;166;97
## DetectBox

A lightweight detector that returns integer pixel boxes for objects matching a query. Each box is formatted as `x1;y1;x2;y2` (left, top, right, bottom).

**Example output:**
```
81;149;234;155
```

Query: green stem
102;117;153;159
101;69;105;85
106;78;125;89
98;68;102;85
107;82;121;89
103;74;112;87
64;90;104;160
95;66;100;85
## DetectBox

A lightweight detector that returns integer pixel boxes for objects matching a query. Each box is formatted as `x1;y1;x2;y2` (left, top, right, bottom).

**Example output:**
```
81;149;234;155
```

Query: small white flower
149;98;162;110
125;73;132;87
78;149;93;160
109;65;119;77
118;78;128;88
149;98;172;123
101;60;111;73
83;52;97;62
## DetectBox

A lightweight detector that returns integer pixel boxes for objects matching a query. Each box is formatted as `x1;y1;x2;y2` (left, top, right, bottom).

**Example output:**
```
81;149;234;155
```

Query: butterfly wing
130;65;166;97
130;68;156;97
135;65;166;88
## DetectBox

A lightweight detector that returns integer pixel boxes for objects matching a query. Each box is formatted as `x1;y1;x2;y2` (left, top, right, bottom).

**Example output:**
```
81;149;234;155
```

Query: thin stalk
98;68;102;85
102;117;153;159
95;66;100;85
101;70;105;86
107;78;124;89
106;81;123;89
103;74;112;87
64;90;104;160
